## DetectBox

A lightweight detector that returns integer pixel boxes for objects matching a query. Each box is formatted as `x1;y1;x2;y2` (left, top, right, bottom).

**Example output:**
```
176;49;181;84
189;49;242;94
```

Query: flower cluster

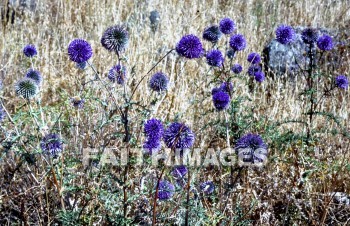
206;49;224;67
149;72;169;92
40;133;64;158
68;39;93;63
235;133;268;166
25;69;42;86
176;34;204;59
157;180;175;200
163;122;195;150
0;106;6;123
200;181;215;195
23;44;37;57
202;25;222;43
275;25;295;45
101;25;129;53
143;118;164;154
108;64;127;85
70;96;85;109
335;75;348;89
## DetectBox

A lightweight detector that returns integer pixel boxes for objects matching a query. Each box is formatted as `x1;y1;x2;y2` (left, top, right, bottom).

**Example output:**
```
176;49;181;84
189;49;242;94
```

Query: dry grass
1;0;350;225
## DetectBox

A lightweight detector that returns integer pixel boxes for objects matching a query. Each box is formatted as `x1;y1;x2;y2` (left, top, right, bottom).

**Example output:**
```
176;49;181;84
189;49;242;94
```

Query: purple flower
23;44;37;57
212;91;230;111
172;165;188;179
15;78;38;99
211;87;221;95
247;52;261;64
0;106;6;123
203;25;222;43
229;34;246;51
301;28;318;44
143;137;162;154
335;75;348;89
206;49;224;67
25;69;42;85
200;181;215;195
231;63;242;74
68;39;93;63
149;72;169;92
248;65;261;76
40;133;63;157
219;17;235;34
144;118;164;139
226;49;236;59
275;25;295;45
108;64;127;85
70;97;85;109
235;133;268;166
157;180;175;200
254;71;265;82
101;25;129;53
317;34;334;51
219;82;233;94
163;122;195;149
176;34;204;59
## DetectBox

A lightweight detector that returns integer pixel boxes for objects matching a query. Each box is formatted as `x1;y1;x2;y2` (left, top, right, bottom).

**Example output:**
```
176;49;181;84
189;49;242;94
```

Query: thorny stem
306;43;315;142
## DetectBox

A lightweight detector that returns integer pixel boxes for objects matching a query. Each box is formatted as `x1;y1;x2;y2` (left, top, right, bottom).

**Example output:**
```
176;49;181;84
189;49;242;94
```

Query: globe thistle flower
23;44;37;57
202;25;222;43
211;87;221;95
226;49;236;59
176;34;204;59
247;52;261;64
68;39;93;63
108;64;127;85
212;90;230;111
25;69;42;85
219;81;233;94
206;49;224;67
254;71;265;82
15;78;38;99
0;106;6;123
229;34;246;51
157;180;175;200
231;63;242;74
275;25;295;45
317;34;334;51
70;96;85;109
149;10;160;32
235;133;268;166
101;25;129;53
163;122;195;149
149;72;169;92
144;118;164;139
143;137;162;154
219;17;235;34
335;75;349;89
76;61;87;70
301;28;318;44
40;133;63;157
248;65;262;76
200;181;215;195
172;165;188;179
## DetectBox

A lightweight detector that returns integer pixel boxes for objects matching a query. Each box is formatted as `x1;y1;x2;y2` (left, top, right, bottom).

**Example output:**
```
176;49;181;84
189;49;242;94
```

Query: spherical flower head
149;72;169;92
247;52;261;64
301;28;318;44
226;49;236;59
254;71;265;82
219;82;233;94
335;75;348;89
206;49;224;67
211;87;221;95
101;25;129;53
25;69;42;85
229;34;246;51
163;122;195;149
248;65;262;76
231;63;242;74
275;25;295;45
108;64;127;85
68;39;93;63
172;165;188;179
317;34;334;51
15;78;38;99
202;25;222;43
70;96;85;109
157;180;175;200
176;34;204;59
40;133;63;157
200;181;215;195
212;91;230;111
76;61;87;70
219;17;235;34
0;106;6;123
144;118;164;139
23;44;37;57
143;137;162;154
235;133;268;166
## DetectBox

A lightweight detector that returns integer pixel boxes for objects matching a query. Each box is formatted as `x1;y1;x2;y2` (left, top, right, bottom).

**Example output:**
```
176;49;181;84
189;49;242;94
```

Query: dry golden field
1;0;350;225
